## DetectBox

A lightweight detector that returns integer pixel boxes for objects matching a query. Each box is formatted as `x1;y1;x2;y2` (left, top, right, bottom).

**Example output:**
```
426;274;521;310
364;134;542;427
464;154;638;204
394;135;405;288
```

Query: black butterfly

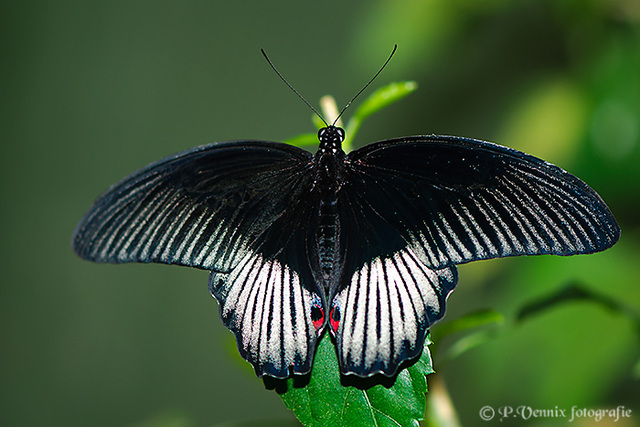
72;50;620;379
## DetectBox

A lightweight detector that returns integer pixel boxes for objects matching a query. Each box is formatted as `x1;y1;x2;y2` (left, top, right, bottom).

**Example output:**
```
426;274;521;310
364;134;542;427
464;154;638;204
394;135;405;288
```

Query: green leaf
343;81;418;151
351;81;418;123
439;329;500;364
430;310;505;363
431;309;504;341
284;133;318;148
279;334;433;427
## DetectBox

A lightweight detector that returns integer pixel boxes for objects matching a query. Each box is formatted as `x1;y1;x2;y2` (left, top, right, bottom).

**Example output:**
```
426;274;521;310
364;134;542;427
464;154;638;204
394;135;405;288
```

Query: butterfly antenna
333;44;398;126
261;49;329;127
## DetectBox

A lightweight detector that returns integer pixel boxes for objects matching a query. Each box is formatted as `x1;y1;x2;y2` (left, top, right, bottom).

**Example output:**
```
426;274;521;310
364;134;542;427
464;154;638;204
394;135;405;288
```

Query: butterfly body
312;126;351;294
73;127;619;379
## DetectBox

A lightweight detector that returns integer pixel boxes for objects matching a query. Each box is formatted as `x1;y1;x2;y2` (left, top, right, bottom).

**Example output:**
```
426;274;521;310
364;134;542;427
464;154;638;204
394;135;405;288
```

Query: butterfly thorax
317;126;345;155
314;126;346;189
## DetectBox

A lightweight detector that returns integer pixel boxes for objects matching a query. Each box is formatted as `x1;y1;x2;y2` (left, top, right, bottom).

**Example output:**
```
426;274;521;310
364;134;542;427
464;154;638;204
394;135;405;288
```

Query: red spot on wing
329;306;340;332
311;304;324;330
312;316;324;330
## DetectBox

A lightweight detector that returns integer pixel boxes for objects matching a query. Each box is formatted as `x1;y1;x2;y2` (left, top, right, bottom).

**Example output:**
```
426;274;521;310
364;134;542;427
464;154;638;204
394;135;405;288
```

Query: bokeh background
2;1;639;426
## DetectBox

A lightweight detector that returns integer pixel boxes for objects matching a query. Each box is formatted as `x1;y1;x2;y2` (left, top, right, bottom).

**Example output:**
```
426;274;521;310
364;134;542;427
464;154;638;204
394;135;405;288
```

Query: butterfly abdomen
316;197;341;285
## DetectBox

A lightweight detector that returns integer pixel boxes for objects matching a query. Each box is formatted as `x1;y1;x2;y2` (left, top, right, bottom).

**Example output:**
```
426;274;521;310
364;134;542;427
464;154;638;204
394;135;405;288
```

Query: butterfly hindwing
209;196;325;378
209;253;319;378
329;180;458;377
332;249;457;377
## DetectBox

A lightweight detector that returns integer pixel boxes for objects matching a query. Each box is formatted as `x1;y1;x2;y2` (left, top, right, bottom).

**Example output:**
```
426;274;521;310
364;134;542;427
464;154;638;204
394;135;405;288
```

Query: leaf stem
425;374;461;427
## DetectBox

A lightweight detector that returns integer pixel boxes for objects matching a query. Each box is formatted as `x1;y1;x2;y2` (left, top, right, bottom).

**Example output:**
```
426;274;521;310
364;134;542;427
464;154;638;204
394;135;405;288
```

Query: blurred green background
2;1;639;426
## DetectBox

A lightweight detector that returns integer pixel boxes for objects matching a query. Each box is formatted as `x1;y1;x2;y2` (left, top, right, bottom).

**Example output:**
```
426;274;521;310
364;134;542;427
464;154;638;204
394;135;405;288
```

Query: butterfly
72;47;620;379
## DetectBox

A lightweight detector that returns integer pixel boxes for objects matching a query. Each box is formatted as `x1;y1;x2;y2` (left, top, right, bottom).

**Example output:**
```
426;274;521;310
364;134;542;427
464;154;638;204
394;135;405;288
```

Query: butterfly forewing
347;136;620;270
72;141;313;271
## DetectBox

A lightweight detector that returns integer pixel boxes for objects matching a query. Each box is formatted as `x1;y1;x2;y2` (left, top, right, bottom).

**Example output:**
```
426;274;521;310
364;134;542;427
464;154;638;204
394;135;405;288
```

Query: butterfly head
318;126;345;154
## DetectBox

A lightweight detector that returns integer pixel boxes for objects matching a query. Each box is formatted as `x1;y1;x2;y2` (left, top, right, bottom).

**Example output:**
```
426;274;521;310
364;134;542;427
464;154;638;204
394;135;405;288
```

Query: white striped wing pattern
209;252;319;377
332;248;457;377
